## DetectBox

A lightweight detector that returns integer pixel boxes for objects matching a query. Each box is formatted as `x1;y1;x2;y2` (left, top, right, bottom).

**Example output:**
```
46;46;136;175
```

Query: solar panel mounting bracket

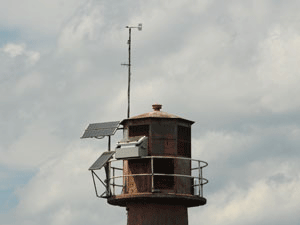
82;120;122;198
89;151;116;198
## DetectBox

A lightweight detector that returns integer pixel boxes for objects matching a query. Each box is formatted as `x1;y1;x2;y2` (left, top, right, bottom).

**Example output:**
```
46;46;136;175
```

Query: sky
1;0;300;224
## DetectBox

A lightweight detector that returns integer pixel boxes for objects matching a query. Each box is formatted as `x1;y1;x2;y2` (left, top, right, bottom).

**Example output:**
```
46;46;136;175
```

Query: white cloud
0;0;85;37
257;25;300;112
14;72;43;95
192;131;254;162
1;0;300;225
11;145;125;225
1;43;40;66
57;5;104;51
2;43;25;57
15;146;91;215
190;161;300;225
0;121;66;169
26;51;40;65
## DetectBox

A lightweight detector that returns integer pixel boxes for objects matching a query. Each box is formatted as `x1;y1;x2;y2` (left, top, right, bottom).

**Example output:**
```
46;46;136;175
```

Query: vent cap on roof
152;103;162;111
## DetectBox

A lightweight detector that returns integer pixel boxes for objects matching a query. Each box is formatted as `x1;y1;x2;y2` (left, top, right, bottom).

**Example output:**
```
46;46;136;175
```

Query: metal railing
108;156;208;197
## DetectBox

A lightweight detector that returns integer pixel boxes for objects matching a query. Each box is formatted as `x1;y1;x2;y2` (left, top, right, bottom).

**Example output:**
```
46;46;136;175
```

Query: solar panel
81;121;120;138
89;151;115;170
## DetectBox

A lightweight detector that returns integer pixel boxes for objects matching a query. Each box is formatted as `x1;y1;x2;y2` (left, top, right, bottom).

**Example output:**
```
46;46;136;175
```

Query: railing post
198;161;201;196
200;167;203;197
113;167;115;196
200;162;204;197
123;160;127;194
151;157;154;193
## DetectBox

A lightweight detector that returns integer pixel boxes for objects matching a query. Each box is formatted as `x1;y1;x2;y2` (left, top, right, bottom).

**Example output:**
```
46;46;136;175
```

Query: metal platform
90;155;208;206
107;192;207;208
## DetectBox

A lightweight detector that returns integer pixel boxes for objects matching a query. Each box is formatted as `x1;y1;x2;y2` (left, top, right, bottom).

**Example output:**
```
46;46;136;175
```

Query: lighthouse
82;104;208;225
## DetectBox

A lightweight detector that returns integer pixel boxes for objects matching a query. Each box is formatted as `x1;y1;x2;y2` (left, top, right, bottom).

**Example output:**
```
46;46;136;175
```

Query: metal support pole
122;24;141;119
108;135;111;151
127;28;131;119
91;171;99;197
105;163;111;197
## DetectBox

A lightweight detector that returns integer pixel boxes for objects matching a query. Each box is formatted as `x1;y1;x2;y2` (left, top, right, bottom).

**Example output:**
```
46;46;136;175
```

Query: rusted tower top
82;104;208;225
126;104;194;121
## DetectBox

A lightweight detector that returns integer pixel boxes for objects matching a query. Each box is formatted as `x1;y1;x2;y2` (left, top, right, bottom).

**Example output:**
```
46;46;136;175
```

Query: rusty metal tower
81;104;208;225
81;24;207;224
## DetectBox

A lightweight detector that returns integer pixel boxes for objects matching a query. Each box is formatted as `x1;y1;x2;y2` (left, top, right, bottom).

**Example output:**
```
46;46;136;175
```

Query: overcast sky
1;0;300;224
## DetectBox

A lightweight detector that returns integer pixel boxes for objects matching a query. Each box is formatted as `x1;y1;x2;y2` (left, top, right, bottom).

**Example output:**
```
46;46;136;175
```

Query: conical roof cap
122;104;194;124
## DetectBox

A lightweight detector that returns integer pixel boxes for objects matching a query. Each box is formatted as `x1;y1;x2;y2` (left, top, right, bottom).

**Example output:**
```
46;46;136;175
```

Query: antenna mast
122;24;142;118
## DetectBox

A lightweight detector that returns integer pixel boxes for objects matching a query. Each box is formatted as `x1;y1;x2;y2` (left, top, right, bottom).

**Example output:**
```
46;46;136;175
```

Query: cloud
1;0;300;225
14;72;43;95
9;145;125;225
0;121;66;169
190;160;300;225
0;0;85;38
1;43;40;66
257;25;300;112
57;2;104;51
26;51;40;65
2;43;25;57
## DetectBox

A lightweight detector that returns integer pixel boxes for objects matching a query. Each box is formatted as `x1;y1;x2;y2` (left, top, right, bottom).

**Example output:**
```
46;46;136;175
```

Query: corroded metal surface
108;104;208;213
130;110;184;119
127;203;188;225
108;192;207;207
88;104;209;224
109;156;208;195
107;156;208;208
123;159;152;194
121;104;195;124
